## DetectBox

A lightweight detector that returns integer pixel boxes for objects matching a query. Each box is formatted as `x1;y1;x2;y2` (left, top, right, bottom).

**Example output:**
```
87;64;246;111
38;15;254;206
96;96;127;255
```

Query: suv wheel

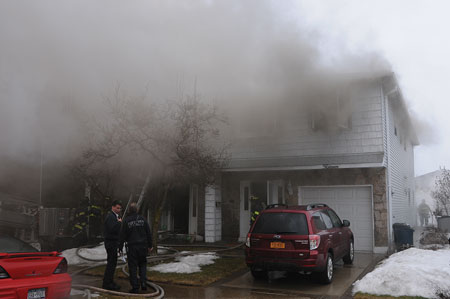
250;268;267;280
316;253;333;284
343;240;354;264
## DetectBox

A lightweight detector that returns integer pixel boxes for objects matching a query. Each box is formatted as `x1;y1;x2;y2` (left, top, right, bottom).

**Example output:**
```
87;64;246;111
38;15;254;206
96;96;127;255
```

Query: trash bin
393;223;414;250
437;216;450;233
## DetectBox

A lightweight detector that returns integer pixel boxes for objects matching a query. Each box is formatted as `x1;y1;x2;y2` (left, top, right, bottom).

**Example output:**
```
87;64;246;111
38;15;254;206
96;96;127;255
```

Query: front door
189;184;199;235
267;180;284;206
239;181;251;241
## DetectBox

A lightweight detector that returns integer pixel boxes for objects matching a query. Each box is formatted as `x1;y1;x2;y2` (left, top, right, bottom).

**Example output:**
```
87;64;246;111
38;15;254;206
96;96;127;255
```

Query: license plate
27;288;46;299
270;242;285;249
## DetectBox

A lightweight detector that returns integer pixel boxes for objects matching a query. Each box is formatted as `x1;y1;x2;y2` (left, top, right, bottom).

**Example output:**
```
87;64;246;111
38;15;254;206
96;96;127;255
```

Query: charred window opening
309;86;352;132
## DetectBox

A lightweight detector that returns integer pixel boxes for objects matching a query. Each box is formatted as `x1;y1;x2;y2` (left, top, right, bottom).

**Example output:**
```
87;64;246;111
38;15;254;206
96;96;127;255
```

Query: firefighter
87;203;102;239
102;199;123;291
119;202;153;294
418;199;432;227
250;196;266;226
72;198;89;246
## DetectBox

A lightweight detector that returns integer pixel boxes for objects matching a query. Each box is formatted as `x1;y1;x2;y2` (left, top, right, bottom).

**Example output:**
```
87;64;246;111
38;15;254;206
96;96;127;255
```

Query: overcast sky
0;0;446;176
294;0;450;176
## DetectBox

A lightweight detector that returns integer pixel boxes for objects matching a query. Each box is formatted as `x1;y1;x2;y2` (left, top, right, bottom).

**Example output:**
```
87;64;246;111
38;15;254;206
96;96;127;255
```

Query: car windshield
0;235;38;253
252;212;308;235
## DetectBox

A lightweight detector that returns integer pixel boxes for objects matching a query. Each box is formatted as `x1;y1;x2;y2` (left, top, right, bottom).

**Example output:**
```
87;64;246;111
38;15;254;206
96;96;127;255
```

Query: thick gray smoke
0;0;391;202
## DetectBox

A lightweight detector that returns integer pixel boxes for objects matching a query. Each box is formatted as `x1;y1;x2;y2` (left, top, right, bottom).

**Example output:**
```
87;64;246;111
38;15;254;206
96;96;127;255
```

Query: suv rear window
252;212;308;235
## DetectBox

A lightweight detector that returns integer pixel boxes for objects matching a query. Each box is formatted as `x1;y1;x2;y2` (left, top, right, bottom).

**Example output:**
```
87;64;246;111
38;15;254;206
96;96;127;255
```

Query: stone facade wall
221;167;388;246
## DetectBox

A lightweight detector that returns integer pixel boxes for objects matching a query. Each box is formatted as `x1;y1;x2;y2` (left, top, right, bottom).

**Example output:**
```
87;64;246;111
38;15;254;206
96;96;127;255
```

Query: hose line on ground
71;242;244;298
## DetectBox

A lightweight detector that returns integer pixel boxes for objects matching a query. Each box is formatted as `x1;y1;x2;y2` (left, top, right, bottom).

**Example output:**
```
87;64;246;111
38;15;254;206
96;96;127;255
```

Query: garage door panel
356;188;371;198
300;186;373;252
319;190;335;199
355;236;372;250
337;189;353;199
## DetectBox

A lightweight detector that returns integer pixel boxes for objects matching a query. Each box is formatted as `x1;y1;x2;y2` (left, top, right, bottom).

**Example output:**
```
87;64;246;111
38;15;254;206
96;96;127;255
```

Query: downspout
383;89;394;252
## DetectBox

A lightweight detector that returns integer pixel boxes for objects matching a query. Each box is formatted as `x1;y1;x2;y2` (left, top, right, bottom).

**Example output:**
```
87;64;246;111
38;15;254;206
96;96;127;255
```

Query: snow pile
353;248;450;298
62;244;106;265
149;252;218;274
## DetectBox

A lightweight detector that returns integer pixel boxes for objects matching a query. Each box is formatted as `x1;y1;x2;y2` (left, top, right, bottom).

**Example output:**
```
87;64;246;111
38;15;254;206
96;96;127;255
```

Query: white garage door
300;186;373;252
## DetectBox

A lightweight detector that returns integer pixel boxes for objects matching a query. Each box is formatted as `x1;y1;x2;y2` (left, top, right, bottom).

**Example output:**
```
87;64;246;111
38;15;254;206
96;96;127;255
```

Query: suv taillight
245;233;251;248
53;258;68;274
0;266;10;279
309;234;320;250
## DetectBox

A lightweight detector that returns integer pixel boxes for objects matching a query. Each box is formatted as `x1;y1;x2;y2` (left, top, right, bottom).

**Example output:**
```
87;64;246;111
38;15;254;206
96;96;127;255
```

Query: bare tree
432;168;450;216
83;87;230;250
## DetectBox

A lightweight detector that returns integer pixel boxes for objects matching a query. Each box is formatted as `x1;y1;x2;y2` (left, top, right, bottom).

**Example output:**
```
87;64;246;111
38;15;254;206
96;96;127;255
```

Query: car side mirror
342;220;350;227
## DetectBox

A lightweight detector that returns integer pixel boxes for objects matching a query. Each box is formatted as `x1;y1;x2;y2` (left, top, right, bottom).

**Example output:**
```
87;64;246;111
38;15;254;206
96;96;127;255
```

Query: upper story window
310;87;352;132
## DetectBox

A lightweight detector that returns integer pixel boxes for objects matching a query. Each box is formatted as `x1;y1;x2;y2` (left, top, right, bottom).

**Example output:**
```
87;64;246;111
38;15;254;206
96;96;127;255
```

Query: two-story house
177;72;418;254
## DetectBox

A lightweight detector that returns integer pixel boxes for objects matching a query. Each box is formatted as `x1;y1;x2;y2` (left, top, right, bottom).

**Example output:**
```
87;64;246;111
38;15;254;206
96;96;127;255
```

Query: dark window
327;210;343;228
0;236;38;253
244;187;249;211
312;212;326;231
252;213;308;235
394;127;397;136
320;211;333;229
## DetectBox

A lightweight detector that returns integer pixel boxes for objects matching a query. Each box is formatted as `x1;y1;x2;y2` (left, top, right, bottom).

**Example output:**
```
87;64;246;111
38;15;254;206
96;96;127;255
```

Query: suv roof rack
265;203;288;210
306;203;328;210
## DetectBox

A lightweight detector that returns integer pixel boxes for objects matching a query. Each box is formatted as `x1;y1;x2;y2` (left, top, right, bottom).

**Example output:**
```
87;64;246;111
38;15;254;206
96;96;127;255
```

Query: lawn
81;254;247;286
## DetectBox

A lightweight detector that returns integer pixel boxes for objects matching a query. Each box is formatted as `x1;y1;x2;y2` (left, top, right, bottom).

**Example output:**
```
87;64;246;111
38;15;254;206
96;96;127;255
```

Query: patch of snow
353;248;450;298
70;289;100;297
157;246;170;254
149;252;218;274
70;289;88;296
62;244;107;265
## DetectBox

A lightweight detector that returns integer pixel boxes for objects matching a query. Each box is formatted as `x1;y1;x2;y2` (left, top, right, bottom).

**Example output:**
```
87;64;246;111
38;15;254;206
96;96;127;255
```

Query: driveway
219;252;384;298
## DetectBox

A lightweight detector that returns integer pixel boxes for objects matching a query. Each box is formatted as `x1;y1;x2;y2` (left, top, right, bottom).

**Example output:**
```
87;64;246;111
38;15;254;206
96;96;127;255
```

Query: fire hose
71;242;244;298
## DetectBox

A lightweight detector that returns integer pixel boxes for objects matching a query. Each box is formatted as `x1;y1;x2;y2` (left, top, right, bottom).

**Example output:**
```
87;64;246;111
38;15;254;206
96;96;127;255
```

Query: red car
0;235;72;299
245;203;354;284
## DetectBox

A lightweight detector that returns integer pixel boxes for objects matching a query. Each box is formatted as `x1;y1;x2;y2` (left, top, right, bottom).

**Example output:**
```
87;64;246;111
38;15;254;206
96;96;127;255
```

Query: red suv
245;203;354;284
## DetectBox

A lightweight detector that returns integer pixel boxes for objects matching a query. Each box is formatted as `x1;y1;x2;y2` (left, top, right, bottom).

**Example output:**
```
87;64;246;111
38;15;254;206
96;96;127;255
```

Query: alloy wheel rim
327;257;333;280
350;242;354;260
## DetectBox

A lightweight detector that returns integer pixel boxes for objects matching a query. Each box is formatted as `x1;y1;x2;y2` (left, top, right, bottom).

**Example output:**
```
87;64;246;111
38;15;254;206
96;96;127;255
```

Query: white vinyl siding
386;98;416;226
229;82;384;161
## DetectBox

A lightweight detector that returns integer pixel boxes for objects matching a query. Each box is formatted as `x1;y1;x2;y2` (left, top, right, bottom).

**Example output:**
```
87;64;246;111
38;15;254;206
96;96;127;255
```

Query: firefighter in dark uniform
250;196;266;226
102;199;122;291
119;202;153;294
72;198;89;246
88;203;102;239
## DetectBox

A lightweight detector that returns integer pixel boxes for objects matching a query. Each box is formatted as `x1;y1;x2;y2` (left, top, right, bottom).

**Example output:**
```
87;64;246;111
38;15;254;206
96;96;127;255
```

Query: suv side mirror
342;220;350;227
